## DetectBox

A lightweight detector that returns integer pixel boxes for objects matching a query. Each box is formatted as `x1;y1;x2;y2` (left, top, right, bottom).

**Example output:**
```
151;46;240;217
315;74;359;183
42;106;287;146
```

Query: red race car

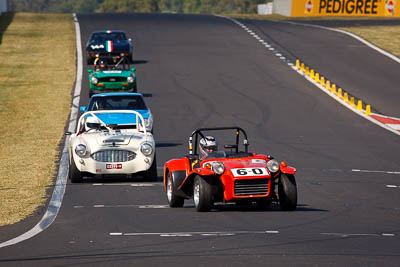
163;127;297;212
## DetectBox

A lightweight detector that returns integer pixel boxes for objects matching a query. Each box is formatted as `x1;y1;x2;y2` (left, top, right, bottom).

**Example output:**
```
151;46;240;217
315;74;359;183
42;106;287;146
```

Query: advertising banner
291;0;400;17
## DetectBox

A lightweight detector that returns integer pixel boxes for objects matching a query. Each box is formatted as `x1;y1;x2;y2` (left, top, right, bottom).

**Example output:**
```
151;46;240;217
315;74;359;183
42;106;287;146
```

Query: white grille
91;150;136;162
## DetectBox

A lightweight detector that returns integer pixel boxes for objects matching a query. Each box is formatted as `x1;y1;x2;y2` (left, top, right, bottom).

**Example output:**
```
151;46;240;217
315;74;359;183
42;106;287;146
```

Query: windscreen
91;32;127;42
88;95;147;111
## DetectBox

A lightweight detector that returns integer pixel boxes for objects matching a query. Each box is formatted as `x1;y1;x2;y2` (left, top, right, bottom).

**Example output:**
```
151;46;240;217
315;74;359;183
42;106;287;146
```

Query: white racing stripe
0;14;83;248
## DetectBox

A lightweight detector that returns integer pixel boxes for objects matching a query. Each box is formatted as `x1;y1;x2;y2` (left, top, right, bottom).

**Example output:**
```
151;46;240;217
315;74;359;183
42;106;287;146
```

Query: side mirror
87;69;93;73
80;106;87;112
131;68;136;72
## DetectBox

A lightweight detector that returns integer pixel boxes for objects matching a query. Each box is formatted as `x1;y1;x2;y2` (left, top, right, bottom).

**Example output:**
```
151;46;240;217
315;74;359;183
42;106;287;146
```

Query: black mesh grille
98;76;127;82
234;179;269;196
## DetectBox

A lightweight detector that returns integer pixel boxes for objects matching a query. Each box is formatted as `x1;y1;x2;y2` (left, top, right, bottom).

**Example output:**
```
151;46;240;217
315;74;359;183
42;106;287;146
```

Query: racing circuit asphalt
1;13;400;266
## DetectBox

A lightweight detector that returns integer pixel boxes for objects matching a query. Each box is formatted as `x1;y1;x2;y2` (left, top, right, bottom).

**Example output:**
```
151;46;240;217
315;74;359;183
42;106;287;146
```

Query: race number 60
232;167;269;177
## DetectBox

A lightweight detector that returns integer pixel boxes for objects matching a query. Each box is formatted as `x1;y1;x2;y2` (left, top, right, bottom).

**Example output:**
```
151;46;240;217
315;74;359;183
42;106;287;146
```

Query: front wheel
166;172;184;207
69;157;83;183
193;176;213;212
278;174;297;211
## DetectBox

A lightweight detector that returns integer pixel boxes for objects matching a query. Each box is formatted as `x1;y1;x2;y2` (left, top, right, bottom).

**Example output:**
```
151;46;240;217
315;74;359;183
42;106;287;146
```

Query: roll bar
189;126;249;155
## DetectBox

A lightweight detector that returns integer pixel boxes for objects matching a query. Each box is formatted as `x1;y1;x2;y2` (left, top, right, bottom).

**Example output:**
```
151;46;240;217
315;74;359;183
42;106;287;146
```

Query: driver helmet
85;116;100;131
199;136;218;157
95;59;106;70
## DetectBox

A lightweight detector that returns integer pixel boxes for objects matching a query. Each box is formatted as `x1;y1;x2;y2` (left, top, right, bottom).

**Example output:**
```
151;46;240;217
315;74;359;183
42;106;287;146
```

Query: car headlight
266;159;280;173
91;76;98;85
127;76;134;83
212;161;225;175
144;113;153;131
75;144;87;157
140;142;153;156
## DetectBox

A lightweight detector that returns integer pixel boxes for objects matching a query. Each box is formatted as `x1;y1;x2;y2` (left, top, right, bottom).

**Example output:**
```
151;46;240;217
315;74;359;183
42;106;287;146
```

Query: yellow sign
291;0;400;17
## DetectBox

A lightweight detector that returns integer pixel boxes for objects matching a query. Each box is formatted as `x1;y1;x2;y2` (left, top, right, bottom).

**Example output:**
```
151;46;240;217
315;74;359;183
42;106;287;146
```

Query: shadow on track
0;12;15;45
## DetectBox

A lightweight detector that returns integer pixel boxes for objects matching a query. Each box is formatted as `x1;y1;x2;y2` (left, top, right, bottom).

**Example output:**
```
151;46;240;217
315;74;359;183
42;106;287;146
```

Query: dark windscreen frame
188;127;249;155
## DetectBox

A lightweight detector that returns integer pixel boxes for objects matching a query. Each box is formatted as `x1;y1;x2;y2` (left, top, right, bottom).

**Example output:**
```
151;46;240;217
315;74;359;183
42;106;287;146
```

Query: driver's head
85;116;100;131
199;136;218;157
99;60;106;69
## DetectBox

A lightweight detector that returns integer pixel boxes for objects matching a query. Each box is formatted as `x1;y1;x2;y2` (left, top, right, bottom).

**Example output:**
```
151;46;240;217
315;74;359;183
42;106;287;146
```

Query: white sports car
68;110;156;182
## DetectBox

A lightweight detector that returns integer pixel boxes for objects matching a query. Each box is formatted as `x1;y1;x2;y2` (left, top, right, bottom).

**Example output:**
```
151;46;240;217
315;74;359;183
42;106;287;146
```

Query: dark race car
86;30;133;64
163;127;298;212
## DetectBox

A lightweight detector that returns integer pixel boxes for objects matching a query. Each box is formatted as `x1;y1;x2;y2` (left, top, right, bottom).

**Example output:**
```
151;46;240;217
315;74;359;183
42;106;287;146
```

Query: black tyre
144;156;157;182
166;172;184;207
193;176;213;212
69;157;83;183
133;82;137;93
278;174;297;211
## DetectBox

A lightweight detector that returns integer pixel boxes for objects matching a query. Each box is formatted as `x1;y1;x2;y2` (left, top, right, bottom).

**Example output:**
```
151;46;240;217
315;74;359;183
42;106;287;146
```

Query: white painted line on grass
0;13;83;248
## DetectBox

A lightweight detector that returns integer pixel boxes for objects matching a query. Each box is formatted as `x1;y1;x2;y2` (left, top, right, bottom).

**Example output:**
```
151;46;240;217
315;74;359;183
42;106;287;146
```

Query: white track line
280;20;400;64
215;15;400;137
110;230;279;237
0;13;82;248
352;169;400;175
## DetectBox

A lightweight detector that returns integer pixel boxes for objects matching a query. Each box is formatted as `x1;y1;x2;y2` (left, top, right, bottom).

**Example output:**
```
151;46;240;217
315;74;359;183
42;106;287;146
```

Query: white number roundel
231;167;269;177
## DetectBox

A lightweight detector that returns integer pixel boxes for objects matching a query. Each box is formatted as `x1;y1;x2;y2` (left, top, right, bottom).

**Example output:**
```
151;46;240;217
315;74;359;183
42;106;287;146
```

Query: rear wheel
193;176;213;212
69;157;83;183
166;172;184;207
278;174;297;211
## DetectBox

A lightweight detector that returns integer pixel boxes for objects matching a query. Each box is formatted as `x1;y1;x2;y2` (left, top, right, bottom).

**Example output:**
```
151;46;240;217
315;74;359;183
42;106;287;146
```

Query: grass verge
0;12;75;226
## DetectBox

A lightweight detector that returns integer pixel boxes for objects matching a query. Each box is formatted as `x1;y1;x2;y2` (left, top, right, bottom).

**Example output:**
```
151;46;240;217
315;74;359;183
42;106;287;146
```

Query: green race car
88;57;137;97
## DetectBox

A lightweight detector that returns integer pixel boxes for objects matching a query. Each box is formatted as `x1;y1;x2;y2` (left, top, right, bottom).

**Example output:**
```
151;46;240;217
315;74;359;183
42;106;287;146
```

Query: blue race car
86;30;133;64
80;93;153;132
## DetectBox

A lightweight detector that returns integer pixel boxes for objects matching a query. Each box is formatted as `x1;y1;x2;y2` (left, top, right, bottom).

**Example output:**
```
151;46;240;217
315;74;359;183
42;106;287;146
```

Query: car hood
219;158;267;169
75;131;153;149
93;70;132;78
203;158;271;177
87;41;130;52
95;111;149;125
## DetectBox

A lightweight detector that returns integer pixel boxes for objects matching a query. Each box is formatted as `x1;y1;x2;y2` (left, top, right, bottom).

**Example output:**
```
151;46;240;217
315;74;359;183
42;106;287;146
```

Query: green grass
0;13;75;226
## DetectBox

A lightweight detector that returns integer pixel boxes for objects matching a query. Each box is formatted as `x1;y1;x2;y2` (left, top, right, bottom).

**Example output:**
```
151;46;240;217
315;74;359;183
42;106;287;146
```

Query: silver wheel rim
167;177;172;202
194;182;200;207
